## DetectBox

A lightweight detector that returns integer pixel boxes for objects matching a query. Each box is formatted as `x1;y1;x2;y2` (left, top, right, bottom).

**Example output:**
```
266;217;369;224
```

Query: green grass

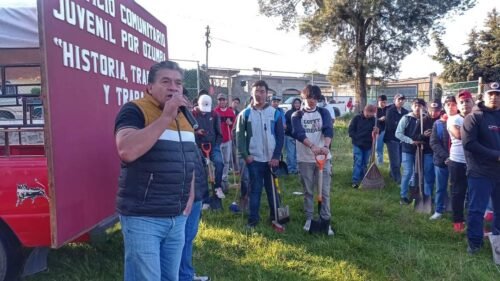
27;119;500;281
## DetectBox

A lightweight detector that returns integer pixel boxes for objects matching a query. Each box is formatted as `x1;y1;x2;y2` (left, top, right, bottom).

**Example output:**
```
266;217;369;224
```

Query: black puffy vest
116;95;197;217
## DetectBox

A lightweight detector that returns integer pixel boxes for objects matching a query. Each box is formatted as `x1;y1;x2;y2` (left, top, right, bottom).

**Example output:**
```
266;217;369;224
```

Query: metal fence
170;61;487;110
441;80;480;97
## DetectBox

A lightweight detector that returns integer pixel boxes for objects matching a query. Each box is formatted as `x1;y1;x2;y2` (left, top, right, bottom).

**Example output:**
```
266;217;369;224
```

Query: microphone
179;106;199;130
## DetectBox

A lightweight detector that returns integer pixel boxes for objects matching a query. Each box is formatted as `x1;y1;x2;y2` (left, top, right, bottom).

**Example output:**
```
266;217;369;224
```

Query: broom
361;116;384;189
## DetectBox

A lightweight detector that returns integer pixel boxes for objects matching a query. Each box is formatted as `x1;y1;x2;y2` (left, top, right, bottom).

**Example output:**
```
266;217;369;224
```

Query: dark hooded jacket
461;102;500;180
430;118;451;167
348;113;378;150
285;98;302;136
384;105;408;142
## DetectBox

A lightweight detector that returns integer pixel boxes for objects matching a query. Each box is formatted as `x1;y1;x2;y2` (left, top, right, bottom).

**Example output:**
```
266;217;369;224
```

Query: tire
0;237;6;281
0;111;15;120
333;107;341;117
0;225;23;281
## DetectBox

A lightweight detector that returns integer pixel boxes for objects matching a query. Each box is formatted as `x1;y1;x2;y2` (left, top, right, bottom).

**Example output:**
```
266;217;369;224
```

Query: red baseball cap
457;90;473;100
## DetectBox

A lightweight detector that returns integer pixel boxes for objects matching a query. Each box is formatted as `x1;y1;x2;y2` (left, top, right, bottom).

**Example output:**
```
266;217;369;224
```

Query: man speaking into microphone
114;60;197;281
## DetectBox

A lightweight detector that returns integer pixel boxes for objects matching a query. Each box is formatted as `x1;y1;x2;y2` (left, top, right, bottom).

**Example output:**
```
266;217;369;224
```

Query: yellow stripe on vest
132;93;195;136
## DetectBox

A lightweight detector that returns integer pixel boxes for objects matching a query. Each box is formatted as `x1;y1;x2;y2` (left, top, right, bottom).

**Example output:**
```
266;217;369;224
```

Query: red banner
38;0;168;247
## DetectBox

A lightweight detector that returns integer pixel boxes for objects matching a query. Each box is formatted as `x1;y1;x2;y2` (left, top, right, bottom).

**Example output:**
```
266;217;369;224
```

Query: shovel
201;143;215;184
414;109;432;214
413;144;425;213
271;169;290;224
309;154;330;234
270;168;285;233
201;143;222;210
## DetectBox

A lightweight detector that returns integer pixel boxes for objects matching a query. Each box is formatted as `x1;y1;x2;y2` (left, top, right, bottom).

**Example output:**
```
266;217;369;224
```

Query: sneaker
467;244;481;255
351;183;359;189
246;221;258;229
215;187;225;199
327;225;335;236
400;197;411;205
484;211;494;222
202;203;210;210
429;212;443;220
484;225;492;238
453;222;465;233
303;219;311;231
193;275;211;281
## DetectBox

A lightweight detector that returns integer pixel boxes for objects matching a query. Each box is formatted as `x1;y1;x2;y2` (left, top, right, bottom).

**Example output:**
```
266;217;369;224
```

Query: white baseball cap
198;95;212;113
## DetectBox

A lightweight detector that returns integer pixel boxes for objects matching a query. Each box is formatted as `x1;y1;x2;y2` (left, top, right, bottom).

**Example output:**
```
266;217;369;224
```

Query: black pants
449;160;468;223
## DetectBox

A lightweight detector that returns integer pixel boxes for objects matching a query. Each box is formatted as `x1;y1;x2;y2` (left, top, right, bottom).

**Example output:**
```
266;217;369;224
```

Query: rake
361;118;384;189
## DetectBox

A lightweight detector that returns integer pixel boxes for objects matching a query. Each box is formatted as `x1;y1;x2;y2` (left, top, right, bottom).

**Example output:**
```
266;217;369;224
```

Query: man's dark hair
198;89;209;96
301;84;322;100
251;80;269;92
444;95;456;105
148;60;184;84
233;97;240;103
378;95;387;101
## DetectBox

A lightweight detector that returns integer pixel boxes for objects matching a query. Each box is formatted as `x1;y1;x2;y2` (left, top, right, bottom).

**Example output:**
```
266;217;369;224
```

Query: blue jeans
467;177;500;249
179;201;202;281
434;165;449;213
239;158;250;198
285;136;297;173
352;145;371;184
400;152;434;198
386;140;402;183
210;145;224;189
375;130;385;164
120;214;187;281
247;161;279;224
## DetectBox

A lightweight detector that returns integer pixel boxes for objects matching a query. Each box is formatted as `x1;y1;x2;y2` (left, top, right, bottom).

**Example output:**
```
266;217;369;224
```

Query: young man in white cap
193;95;225;200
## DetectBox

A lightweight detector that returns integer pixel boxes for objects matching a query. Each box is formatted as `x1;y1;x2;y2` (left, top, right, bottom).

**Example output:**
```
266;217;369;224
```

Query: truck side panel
0;156;50;247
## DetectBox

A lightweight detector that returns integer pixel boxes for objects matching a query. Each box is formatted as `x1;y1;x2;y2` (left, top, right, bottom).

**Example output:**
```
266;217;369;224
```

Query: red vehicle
0;1;168;280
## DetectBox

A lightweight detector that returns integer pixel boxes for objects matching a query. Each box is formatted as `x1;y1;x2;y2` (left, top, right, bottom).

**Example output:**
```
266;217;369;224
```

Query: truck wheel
0;111;15;120
0;228;23;281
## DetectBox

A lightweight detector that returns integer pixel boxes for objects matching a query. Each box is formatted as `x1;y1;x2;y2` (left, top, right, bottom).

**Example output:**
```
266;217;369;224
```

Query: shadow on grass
199;167;500;281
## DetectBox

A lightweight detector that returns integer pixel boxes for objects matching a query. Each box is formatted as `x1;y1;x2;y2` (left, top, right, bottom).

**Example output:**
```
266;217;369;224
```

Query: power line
211;36;280;55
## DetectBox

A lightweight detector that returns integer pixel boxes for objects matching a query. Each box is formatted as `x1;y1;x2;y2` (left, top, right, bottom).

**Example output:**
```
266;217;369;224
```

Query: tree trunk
355;64;367;114
354;19;367;114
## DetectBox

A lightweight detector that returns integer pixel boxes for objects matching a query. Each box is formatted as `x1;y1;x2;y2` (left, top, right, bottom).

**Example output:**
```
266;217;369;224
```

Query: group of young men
347;86;500;256
113;60;338;281
113;60;499;281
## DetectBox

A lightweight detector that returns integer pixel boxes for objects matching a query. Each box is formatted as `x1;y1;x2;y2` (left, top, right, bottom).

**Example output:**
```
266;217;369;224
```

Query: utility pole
205;25;211;71
429;72;436;101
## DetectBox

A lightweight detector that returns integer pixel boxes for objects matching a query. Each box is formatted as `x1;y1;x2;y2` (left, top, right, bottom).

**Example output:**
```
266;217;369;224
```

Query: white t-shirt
447;114;466;163
296;108;332;163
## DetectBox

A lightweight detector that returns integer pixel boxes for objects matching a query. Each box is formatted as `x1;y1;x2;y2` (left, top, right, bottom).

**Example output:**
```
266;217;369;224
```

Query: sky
3;0;498;79
135;0;499;79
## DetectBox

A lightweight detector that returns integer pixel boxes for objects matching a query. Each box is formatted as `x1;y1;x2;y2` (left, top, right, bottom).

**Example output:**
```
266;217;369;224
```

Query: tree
328;42;354;86
258;0;475;111
432;9;500;83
